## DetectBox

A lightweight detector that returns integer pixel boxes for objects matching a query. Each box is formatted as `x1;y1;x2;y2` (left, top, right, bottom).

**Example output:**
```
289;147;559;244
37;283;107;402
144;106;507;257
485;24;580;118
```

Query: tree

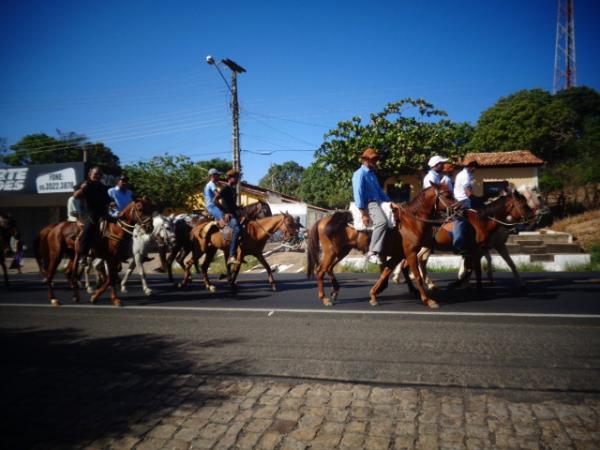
465;89;578;163
124;155;231;210
2;131;121;174
296;163;352;209
258;161;305;196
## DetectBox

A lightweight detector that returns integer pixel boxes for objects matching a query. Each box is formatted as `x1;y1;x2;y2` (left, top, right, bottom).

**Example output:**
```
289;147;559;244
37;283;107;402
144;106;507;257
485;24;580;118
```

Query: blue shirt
352;165;389;210
107;186;133;212
204;181;218;208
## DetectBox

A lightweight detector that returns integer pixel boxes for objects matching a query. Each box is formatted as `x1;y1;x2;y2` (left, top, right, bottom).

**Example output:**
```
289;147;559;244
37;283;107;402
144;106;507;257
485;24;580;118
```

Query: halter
398;187;458;225
115;202;152;236
254;214;296;241
476;192;534;227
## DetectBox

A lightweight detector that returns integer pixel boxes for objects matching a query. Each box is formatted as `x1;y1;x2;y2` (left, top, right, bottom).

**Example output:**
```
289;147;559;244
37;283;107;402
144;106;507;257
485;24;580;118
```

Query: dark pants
78;214;102;258
228;216;242;257
453;199;472;253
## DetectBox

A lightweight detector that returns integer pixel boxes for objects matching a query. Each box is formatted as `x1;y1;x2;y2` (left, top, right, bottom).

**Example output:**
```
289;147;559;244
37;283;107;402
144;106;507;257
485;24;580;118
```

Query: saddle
198;220;234;246
348;202;396;231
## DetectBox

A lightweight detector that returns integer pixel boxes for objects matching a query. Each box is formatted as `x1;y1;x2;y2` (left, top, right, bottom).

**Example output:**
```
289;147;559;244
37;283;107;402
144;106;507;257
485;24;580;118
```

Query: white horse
120;214;175;295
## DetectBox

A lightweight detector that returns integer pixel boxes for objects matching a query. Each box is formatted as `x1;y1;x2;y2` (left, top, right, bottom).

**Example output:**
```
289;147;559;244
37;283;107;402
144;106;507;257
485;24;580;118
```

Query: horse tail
306;220;322;279
33;225;52;275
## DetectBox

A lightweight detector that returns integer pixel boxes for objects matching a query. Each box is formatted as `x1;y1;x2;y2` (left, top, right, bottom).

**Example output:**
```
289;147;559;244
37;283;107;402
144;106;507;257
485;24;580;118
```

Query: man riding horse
203;168;243;267
352;148;398;265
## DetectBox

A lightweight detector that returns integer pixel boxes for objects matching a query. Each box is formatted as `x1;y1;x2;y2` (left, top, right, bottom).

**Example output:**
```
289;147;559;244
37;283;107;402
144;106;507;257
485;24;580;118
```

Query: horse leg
327;249;350;303
166;247;178;283
45;248;64;306
1;260;8;288
497;243;523;289
178;250;198;289
315;252;336;306
107;261;123;307
473;252;483;292
484;250;494;284
200;248;217;292
406;253;438;308
90;259;112;304
120;259;135;293
137;251;152;296
418;248;435;290
254;253;277;292
368;257;401;306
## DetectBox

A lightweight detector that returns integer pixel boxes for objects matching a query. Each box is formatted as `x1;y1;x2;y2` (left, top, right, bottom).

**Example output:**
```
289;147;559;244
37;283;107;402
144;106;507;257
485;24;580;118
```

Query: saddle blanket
349;202;396;231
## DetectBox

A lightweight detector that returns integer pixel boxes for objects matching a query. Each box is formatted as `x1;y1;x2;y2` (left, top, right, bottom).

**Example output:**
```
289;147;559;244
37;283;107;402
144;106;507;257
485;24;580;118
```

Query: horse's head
516;185;550;227
152;214;176;246
505;189;536;224
278;212;299;241
428;182;457;220
120;197;154;233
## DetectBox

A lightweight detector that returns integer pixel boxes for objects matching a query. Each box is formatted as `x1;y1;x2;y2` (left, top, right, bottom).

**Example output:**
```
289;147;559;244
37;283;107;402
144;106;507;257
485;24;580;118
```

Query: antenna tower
553;0;576;93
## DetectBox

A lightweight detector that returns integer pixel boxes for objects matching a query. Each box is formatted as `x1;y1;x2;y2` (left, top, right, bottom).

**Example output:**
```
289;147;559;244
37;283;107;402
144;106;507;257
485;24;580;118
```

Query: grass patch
207;255;259;274
564;243;600;272
335;262;381;273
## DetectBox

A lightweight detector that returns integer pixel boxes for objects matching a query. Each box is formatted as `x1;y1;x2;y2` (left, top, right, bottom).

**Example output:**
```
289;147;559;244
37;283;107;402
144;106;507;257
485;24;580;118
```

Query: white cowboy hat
428;155;449;168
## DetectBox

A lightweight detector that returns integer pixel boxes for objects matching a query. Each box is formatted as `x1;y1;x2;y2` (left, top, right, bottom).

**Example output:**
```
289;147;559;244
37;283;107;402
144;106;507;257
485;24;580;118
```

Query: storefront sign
0;162;84;195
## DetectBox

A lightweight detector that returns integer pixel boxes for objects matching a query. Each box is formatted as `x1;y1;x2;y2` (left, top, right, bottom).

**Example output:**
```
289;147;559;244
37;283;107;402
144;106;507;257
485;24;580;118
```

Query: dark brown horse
0;212;21;287
165;201;272;283
179;212;298;292
35;199;153;306
307;184;455;308
416;189;536;291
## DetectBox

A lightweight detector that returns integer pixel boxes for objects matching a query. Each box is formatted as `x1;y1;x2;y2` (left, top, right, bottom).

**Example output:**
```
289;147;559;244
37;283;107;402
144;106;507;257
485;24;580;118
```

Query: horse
0;212;21;287
408;189;537;292
306;183;456;308
120;214;176;295
36;198;153;307
165;201;272;284
179;212;298;292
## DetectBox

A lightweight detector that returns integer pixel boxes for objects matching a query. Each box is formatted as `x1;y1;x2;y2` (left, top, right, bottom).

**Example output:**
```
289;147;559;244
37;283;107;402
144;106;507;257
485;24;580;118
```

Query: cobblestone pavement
5;374;597;450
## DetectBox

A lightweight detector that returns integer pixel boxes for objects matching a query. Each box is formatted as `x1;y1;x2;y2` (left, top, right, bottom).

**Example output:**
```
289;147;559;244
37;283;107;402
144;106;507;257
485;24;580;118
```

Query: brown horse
0;213;21;287
416;189;536;291
165;201;272;283
179;212;298;292
307;184;455;308
36;199;153;306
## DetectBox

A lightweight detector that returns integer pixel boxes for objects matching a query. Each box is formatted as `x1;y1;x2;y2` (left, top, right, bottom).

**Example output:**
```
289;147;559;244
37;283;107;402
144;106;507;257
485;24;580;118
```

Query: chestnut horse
35;199;153;306
165;201;272;283
415;189;536;291
179;212;298;292
307;184;455;308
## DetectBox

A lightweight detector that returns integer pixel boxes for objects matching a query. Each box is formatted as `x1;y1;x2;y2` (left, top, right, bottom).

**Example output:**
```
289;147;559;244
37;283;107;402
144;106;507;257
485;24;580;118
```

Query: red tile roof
462;150;544;167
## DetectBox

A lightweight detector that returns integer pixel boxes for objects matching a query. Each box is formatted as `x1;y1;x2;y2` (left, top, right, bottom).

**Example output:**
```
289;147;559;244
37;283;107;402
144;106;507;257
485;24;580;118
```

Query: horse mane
402;187;431;215
324;211;353;239
477;195;508;218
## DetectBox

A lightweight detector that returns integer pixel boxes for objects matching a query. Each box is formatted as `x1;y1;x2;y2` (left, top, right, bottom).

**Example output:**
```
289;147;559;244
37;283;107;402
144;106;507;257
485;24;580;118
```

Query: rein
398;190;458;225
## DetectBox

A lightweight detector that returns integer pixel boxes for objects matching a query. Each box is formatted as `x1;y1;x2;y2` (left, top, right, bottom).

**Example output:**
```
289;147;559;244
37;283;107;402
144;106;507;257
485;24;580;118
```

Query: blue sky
1;0;599;184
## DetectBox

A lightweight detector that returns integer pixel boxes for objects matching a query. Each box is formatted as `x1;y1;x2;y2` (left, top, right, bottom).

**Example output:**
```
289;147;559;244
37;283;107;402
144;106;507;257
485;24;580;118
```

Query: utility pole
206;56;246;203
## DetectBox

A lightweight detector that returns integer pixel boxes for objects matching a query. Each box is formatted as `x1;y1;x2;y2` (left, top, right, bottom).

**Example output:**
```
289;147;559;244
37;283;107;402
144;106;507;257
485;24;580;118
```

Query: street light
206;55;246;202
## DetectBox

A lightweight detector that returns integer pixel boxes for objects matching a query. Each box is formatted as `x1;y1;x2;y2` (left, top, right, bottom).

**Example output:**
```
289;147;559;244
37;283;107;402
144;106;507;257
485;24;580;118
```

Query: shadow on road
0;327;248;449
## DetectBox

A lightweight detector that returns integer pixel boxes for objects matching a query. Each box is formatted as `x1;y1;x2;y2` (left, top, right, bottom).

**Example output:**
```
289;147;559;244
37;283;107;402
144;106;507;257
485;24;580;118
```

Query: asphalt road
2;272;600;397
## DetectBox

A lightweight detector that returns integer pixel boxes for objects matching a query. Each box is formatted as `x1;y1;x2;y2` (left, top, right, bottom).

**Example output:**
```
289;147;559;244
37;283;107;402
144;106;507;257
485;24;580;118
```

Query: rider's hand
361;213;371;227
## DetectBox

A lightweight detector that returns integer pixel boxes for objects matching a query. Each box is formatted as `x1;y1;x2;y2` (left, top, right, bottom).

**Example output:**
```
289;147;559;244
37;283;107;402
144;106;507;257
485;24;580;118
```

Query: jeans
367;202;387;254
453;198;472;252
78;214;101;257
228;216;242;256
207;204;223;220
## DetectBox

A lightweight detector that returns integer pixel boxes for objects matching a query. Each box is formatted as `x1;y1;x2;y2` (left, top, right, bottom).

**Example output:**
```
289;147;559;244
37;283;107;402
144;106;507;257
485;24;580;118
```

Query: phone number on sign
38;181;74;191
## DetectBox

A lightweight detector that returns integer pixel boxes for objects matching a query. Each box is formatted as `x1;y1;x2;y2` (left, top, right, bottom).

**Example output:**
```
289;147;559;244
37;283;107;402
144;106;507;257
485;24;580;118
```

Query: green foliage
296;163;353;209
124;155;230;210
465;89;578;162
538;172;564;193
2;131;121;174
258;161;305;196
316;99;473;183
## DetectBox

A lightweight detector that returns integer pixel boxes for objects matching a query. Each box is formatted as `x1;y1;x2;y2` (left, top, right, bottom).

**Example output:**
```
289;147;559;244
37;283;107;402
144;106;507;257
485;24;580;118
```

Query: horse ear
430;182;439;189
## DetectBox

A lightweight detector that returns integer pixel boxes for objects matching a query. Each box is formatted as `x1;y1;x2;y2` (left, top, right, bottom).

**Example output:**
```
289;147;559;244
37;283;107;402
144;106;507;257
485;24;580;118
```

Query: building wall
472;167;539;196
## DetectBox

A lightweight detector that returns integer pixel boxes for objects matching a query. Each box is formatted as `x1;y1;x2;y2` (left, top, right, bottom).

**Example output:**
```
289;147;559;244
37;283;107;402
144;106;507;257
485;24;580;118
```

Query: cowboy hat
360;148;380;160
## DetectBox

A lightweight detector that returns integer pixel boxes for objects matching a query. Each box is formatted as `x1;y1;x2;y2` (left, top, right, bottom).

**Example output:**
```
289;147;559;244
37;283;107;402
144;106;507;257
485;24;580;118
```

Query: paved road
2;272;600;448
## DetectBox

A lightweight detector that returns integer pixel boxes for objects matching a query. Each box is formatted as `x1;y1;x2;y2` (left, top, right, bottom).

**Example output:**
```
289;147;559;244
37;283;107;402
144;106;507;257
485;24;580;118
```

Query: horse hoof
90;296;98;304
177;282;184;289
86;288;94;294
426;300;439;309
121;287;128;293
208;285;216;293
330;292;338;303
50;299;60;307
322;298;333;307
144;289;153;296
271;285;277;292
113;300;123;307
369;299;379;307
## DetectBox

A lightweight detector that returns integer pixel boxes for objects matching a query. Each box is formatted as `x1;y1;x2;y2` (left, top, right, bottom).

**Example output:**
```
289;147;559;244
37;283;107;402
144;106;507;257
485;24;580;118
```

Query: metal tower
553;0;576;93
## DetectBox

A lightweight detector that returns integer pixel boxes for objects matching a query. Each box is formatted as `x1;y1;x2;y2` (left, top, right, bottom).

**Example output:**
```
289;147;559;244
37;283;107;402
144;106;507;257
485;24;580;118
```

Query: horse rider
453;160;479;254
74;166;114;261
219;169;243;266
67;183;84;223
108;174;133;216
203;168;223;221
352;148;391;265
423;155;448;188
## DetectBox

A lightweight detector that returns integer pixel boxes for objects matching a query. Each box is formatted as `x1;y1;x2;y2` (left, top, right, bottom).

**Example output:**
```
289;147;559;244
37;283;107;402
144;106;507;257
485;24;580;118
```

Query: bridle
115;202;152;236
254;214;297;241
397;187;459;225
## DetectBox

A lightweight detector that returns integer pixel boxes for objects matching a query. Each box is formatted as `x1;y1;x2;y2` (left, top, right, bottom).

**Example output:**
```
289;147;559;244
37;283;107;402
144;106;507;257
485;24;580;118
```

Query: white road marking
1;303;599;319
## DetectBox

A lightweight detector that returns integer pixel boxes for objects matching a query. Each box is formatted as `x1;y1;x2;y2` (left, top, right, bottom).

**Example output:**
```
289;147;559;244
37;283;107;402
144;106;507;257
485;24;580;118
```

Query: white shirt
441;174;453;192
422;169;441;188
454;168;473;201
